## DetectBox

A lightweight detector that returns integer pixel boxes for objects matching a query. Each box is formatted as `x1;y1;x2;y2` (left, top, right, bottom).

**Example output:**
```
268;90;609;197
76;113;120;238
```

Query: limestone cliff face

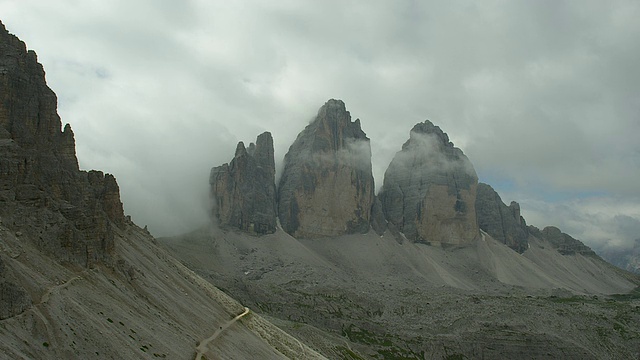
0;21;125;271
277;99;375;238
379;120;478;245
210;132;277;235
475;183;529;253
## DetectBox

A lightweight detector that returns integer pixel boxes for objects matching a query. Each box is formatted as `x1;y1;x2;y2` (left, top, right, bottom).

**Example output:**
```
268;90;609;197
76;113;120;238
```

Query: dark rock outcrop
370;196;387;236
210;132;277;235
0;254;31;320
277;99;375;238
0;20;125;268
476;183;529;253
529;226;597;256
379;120;478;245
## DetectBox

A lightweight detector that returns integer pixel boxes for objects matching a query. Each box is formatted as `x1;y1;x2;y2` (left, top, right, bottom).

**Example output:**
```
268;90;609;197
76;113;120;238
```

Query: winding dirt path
194;307;250;360
40;276;82;304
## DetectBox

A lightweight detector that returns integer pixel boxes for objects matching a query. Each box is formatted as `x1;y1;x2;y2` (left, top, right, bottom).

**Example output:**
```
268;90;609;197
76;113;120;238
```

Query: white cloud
1;1;638;240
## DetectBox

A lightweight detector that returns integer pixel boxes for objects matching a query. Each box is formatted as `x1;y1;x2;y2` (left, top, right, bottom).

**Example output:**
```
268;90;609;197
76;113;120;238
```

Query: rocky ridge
529;225;598;257
210;132;277;235
0;21;124;269
0;21;127;320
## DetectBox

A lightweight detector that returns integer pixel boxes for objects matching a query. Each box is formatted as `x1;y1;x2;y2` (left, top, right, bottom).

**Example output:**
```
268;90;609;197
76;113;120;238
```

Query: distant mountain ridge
598;239;640;274
210;99;605;262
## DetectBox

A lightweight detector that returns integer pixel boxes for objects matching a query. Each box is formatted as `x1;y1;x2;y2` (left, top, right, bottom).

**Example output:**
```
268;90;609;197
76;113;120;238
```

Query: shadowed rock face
476;183;529;253
277;99;375;238
0;21;124;269
379;120;478;244
210;132;277;235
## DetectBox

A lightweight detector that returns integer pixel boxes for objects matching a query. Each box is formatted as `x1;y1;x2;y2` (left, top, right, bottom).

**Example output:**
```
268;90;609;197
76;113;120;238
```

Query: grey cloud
1;1;638;239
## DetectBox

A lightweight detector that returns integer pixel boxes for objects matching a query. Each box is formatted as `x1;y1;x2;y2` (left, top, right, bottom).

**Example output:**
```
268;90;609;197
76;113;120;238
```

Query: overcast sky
1;0;638;251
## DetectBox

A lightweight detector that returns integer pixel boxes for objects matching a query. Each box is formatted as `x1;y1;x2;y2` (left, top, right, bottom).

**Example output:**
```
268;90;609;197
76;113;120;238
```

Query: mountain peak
380;120;479;244
277;99;374;238
0;19;125;268
210;132;277;235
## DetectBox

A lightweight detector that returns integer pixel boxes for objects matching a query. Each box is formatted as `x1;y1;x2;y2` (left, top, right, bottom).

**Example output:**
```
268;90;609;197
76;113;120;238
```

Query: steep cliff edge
475;183;529;253
0;21;124;271
379;120;479;245
277;99;375;238
210;132;277;235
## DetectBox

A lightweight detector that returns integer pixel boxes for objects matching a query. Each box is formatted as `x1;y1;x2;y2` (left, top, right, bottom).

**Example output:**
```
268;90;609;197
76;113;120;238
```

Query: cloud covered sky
1;0;639;251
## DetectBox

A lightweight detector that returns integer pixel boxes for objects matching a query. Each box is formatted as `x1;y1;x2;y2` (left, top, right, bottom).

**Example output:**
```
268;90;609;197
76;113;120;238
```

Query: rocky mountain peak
380;120;479;245
210;132;277;235
0;21;125;268
405;120;452;149
277;99;375;238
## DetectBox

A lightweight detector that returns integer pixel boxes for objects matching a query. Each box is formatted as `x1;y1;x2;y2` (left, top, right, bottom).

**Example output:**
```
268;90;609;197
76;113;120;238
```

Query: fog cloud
1;1;638;245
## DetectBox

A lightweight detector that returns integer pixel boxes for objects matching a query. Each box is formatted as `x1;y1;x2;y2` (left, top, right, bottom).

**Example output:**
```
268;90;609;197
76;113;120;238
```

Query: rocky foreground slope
0;21;325;359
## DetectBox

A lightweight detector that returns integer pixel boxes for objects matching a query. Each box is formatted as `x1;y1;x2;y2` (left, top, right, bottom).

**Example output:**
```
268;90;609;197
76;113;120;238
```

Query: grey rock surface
379;120;479;244
277;99;375;238
531;225;598;256
476;182;529;253
210;132;277;235
369;196;387;236
0;21;124;268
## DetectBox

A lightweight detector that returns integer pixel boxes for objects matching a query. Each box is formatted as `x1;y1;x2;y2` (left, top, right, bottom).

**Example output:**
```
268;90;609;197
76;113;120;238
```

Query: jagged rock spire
210;132;277;235
475;183;529;253
277;99;375;238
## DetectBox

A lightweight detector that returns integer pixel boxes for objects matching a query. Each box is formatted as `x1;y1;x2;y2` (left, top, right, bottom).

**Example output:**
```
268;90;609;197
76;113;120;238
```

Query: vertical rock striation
277;99;375;238
210;132;277;235
475;183;529;253
0;20;125;269
379;120;479;245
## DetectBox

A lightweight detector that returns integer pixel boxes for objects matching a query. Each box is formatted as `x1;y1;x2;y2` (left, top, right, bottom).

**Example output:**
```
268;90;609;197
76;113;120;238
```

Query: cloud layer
1;1;638;249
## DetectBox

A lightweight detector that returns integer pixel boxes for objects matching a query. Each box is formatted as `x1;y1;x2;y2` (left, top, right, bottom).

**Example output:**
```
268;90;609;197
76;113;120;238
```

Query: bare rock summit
210;132;277;235
277;99;375;238
379;120;479;245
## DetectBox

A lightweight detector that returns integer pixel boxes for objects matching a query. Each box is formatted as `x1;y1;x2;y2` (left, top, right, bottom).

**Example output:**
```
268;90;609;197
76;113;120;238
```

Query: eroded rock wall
379;120;479;244
0;21;125;268
210;132;277;235
475;183;529;253
277;99;375;238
